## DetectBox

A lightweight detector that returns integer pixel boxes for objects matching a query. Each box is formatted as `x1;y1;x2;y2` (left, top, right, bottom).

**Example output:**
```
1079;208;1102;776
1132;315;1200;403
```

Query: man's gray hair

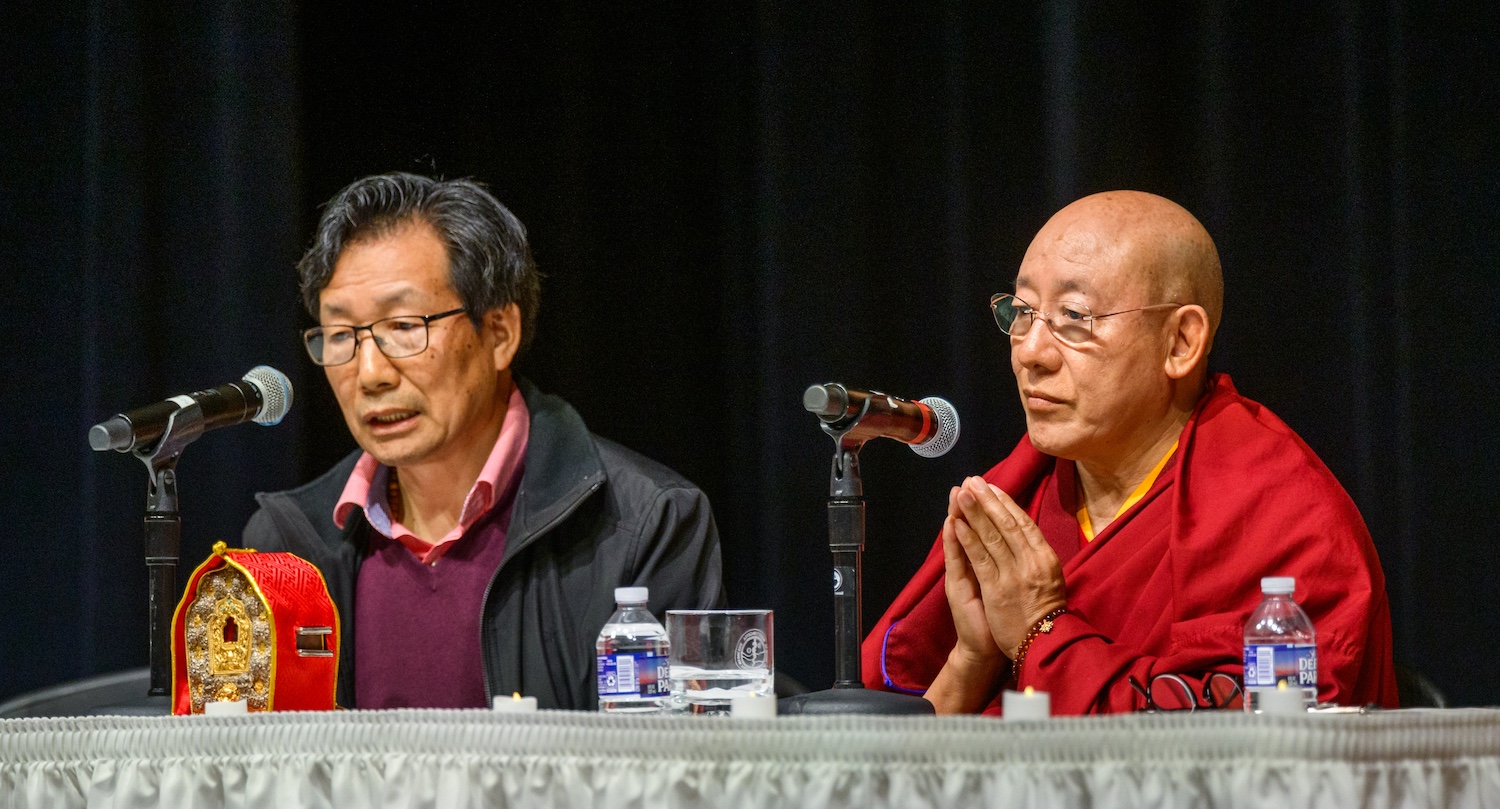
297;172;541;354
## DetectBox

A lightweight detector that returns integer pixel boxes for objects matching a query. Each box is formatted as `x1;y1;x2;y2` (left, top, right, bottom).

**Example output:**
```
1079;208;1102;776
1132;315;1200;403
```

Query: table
3;708;1498;808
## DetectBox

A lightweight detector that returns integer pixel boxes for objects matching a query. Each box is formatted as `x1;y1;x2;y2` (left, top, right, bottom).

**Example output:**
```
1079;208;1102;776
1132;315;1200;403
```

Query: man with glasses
242;173;724;710
863;191;1398;714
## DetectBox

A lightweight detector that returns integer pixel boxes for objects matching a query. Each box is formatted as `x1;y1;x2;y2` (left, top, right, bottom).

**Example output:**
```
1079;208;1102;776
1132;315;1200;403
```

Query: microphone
89;365;294;453
803;383;960;458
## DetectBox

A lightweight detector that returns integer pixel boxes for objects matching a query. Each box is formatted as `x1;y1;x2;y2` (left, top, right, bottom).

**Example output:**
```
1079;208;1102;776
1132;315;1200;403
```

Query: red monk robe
863;374;1398;714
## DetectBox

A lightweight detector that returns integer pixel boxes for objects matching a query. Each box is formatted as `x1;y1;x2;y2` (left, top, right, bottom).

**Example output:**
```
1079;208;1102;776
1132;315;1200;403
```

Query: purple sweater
353;485;519;709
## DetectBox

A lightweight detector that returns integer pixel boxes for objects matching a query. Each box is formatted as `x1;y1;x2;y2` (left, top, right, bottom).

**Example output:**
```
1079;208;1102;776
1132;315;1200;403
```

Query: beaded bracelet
1012;607;1068;674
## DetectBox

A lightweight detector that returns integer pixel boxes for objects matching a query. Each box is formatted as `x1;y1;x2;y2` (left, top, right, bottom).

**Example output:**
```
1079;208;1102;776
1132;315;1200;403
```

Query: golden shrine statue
171;542;339;714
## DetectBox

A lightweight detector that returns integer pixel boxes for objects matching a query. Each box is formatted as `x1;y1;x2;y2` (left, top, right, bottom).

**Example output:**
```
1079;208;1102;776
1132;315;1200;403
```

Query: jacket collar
503;377;607;558
316;378;605;559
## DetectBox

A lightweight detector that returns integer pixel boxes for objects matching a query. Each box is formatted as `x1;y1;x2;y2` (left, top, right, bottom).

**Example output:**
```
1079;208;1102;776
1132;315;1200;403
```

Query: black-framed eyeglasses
990;293;1181;345
1129;672;1243;713
302;307;468;367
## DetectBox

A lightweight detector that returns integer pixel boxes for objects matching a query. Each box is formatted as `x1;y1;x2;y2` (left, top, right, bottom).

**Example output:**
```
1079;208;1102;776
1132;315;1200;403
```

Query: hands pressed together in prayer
924;476;1068;713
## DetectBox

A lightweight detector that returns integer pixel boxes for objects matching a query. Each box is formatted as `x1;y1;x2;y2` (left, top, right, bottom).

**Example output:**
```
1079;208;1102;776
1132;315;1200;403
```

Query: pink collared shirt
333;383;530;565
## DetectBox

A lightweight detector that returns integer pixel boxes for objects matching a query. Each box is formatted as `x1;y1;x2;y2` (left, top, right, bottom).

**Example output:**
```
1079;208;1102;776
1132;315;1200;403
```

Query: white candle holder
203;699;248;716
1001;687;1051;721
492;694;539;713
730;693;777;719
1252;686;1308;716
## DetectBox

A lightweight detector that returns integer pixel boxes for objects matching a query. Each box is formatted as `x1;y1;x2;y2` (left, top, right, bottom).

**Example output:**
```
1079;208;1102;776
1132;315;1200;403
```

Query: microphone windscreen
244;366;294;425
910;397;960;458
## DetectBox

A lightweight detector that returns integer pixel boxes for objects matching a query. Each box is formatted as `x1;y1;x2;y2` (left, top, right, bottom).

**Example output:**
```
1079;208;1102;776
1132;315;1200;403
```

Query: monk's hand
950;476;1067;660
926;493;1008;714
941;500;1002;669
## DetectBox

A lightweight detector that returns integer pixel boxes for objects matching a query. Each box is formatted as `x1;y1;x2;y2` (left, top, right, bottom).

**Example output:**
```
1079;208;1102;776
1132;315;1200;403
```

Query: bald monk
864;191;1398;714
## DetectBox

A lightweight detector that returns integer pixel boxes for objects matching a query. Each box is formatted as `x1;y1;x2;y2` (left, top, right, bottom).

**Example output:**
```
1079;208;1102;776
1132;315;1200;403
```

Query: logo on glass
736;629;768;669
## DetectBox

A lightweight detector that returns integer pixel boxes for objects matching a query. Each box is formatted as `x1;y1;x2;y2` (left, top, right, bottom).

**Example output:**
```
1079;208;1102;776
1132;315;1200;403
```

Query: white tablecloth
3;707;1498;808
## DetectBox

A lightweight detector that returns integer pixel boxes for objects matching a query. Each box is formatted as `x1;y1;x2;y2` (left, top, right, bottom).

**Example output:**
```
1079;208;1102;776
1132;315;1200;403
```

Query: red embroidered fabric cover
171;543;340;714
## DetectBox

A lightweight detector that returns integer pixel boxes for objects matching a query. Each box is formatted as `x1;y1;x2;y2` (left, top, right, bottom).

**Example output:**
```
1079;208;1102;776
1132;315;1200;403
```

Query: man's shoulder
592;434;703;496
1186;375;1363;522
1194;378;1338;475
519;378;703;499
513;387;717;570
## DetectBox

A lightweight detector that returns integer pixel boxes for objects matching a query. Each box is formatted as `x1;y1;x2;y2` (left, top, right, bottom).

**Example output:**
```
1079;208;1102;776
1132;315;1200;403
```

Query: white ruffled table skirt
3;707;1499;808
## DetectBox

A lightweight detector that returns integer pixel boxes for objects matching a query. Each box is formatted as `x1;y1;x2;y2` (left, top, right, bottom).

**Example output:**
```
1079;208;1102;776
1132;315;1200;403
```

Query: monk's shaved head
1025;190;1223;345
1010;191;1223;471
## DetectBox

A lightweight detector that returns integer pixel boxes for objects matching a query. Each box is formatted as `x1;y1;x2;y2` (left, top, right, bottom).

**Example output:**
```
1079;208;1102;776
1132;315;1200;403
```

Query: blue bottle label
596;653;670;698
1242;643;1317;688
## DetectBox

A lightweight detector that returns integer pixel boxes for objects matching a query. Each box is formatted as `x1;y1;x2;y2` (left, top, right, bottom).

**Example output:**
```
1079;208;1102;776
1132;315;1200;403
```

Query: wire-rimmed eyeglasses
990;293;1181;345
302;307;468;367
1129;671;1244;712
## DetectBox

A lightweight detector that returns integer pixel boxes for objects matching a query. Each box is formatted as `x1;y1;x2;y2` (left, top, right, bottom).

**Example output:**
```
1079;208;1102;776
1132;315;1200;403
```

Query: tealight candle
492;692;539;713
1002;686;1051;721
1254;682;1308;716
730;693;777;719
203;699;249;716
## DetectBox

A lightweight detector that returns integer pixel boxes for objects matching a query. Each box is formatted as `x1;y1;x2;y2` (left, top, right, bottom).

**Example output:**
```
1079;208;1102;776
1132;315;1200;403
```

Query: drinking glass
666;610;773;715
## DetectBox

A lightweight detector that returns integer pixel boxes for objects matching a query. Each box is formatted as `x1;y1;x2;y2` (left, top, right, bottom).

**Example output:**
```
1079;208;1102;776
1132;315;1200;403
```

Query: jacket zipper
478;479;604;703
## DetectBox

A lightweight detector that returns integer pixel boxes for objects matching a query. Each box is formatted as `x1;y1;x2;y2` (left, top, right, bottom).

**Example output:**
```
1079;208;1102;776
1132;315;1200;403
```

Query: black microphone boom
89;365;294;453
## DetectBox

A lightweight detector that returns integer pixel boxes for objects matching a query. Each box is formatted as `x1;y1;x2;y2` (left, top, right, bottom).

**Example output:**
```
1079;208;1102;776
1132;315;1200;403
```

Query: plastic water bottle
596;587;671;713
1243;576;1317;713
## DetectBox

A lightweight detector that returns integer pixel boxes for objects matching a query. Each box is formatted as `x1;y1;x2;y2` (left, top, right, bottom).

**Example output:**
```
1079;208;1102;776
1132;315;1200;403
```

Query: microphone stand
778;397;934;715
131;403;205;698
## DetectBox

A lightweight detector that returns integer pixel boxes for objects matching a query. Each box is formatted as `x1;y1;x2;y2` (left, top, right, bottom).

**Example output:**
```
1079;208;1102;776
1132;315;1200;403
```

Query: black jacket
241;379;725;709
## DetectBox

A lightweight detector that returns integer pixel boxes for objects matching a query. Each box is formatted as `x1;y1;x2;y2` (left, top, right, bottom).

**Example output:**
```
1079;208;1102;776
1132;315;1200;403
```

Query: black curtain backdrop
1;1;305;698
4;2;1496;707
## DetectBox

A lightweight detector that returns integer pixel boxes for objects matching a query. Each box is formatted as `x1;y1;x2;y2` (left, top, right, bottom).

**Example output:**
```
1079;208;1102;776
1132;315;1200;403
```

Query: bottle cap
614;586;649;604
1260;576;1295;595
